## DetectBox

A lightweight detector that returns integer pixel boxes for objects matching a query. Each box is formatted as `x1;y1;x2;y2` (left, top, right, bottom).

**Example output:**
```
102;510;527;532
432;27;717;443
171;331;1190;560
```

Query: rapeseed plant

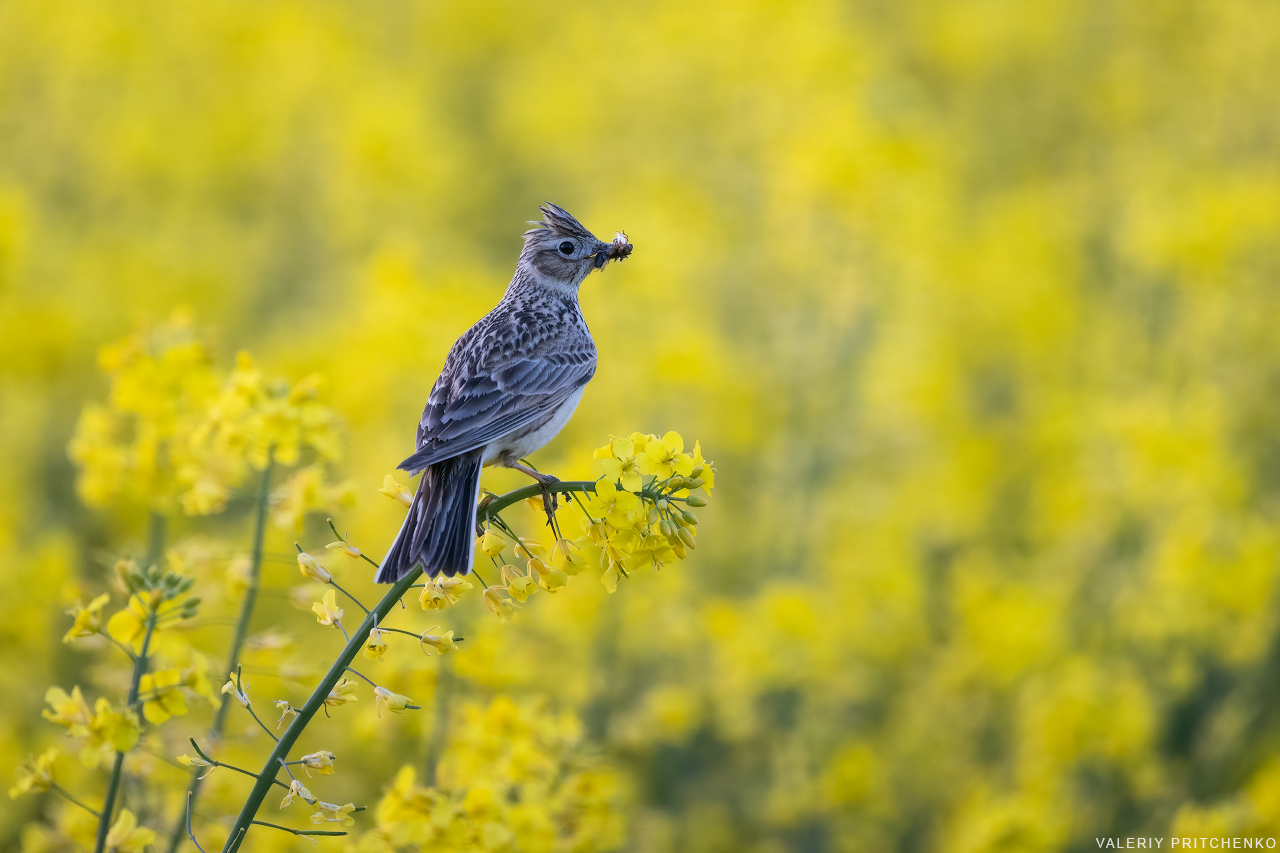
15;322;712;851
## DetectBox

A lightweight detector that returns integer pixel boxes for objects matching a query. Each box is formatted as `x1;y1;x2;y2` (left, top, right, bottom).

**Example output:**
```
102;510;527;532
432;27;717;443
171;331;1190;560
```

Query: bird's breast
483;387;586;467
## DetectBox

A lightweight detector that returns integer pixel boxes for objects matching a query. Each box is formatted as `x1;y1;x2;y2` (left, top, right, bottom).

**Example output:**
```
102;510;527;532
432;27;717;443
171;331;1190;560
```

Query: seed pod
681;510;699;525
677;528;696;549
686;496;707;507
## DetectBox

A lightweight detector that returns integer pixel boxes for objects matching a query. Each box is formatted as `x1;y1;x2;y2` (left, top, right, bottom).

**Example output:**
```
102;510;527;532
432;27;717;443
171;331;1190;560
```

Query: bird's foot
512;462;560;532
534;472;560;529
475;493;496;537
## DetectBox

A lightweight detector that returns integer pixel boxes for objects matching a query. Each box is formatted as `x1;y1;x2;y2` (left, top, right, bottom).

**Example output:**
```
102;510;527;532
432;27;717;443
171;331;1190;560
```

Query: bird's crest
523;203;596;242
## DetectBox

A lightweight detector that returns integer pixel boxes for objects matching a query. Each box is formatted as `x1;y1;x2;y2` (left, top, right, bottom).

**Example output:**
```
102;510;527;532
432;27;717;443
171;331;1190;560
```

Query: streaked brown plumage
375;204;632;583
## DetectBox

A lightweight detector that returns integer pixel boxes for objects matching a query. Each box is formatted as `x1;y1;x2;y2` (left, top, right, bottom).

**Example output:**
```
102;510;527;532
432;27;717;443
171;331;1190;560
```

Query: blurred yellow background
4;0;1280;850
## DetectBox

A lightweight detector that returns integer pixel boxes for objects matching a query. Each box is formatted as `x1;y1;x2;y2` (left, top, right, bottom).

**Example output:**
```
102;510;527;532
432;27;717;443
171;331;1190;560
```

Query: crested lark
375;204;632;582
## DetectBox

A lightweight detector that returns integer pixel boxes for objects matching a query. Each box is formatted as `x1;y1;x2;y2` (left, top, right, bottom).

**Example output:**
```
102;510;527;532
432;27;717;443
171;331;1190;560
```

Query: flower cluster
475;430;715;617
362;697;625;851
67;316;348;519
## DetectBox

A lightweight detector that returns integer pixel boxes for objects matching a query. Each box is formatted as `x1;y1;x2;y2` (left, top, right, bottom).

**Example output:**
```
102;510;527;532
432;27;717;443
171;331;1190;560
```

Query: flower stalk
217;478;602;853
94;610;156;853
171;458;273;853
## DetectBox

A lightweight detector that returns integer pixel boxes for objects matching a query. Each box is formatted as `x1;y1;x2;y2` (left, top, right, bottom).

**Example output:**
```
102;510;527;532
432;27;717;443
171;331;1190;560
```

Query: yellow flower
182;652;222;708
310;801;357;827
529;556;569;592
378;473;412;508
176;753;216;779
602;562;623;594
299;750;336;777
436;576;473;604
85;699;141;766
42;686;92;731
420;626;459;656
275;700;298;729
598;437;645;491
691;440;715;491
139;668;188;725
363;624;388;662
325;678;359;707
325;540;361;559
105;809;156;852
553;537;588;575
312;589;343;627
478;527;506;557
501;564;539;603
221;672;250;708
9;748;58;799
483;586;517;622
63;593;110;642
280;778;315;808
374;686;417;716
297;551;333;583
106;595;150;652
514;538;546;559
637;431;694;480
590;480;642;528
419;579;448;610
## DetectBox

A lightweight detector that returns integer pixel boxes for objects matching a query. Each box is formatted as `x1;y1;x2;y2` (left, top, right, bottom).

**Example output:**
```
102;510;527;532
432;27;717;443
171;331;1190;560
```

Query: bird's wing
399;321;596;473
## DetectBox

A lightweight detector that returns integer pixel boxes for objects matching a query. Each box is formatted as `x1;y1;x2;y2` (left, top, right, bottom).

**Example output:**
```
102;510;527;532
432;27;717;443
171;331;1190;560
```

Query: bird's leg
511;461;560;529
475;493;495;537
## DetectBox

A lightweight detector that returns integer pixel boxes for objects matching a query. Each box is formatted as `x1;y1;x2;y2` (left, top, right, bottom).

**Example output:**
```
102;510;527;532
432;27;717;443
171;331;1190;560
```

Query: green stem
478;481;597;523
188;739;289;791
170;459;273;853
218;479;600;853
250;820;347;838
219;567;423;853
51;783;100;817
94;611;157;852
424;653;454;785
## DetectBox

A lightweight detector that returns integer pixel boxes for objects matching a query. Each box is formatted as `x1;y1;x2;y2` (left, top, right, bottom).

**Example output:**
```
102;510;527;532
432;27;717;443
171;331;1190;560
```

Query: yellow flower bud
324;541;361;559
483;586;517;622
419;626;459;656
324;678;359;708
502;565;539;603
280;778;314;808
297;552;333;584
677;528;696;549
299;750;336;777
530;557;569;592
478;528;506;557
377;474;412;508
373;686;416;716
419;581;448;610
363;626;388;661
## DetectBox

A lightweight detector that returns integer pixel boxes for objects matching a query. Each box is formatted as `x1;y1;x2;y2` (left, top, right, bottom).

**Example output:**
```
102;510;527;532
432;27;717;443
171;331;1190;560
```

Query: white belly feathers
482;386;585;466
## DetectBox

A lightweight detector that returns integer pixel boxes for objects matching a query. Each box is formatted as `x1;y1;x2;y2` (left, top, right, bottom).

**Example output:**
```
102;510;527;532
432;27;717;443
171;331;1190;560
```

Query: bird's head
519;203;633;291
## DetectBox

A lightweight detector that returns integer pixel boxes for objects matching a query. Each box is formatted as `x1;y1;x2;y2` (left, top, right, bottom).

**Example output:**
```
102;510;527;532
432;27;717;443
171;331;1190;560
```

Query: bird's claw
534;473;560;530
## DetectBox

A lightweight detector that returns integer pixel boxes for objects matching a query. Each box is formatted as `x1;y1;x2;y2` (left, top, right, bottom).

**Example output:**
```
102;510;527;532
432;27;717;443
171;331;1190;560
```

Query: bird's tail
374;450;483;583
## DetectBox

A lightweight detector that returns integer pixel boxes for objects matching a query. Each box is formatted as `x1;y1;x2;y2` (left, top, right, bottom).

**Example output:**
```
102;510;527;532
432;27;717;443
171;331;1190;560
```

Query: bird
374;203;633;584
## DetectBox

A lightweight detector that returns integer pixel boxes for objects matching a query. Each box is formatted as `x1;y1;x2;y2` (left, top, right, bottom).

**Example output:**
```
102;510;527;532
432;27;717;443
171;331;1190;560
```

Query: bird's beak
593;231;633;269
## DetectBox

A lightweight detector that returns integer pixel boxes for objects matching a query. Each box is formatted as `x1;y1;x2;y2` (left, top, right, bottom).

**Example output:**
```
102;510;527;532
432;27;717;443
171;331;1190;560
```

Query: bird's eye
557;241;574;256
